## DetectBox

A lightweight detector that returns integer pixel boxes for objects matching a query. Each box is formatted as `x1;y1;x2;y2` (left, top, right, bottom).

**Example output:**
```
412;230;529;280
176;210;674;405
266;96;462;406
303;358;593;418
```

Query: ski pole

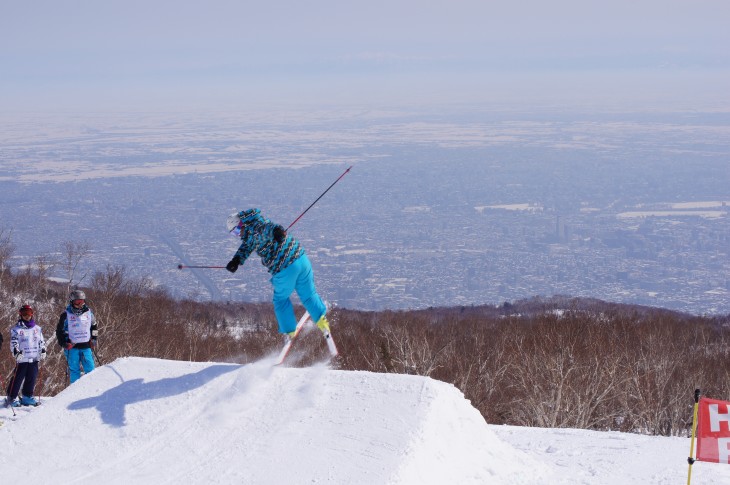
63;347;78;386
91;346;103;367
35;360;44;405
286;165;352;231
0;369;7;409
5;362;20;416
177;264;227;270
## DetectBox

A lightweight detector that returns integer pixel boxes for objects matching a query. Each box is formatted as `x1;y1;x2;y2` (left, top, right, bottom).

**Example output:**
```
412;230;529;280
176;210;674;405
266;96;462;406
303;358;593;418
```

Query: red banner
696;396;730;463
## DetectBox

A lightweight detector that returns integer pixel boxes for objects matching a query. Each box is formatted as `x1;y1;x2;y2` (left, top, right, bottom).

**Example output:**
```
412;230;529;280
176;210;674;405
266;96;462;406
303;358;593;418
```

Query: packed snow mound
0;357;549;484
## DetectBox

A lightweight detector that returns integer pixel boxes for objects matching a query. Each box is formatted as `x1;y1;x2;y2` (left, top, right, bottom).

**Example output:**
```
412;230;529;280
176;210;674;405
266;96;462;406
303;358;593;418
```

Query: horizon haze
2;1;729;112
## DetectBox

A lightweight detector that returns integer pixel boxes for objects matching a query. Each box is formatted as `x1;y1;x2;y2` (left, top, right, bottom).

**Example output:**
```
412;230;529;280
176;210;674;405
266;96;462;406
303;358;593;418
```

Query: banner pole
687;388;701;485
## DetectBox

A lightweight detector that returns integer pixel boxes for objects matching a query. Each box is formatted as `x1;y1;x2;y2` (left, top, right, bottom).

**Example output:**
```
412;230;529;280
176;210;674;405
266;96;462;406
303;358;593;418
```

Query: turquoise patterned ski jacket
232;208;303;275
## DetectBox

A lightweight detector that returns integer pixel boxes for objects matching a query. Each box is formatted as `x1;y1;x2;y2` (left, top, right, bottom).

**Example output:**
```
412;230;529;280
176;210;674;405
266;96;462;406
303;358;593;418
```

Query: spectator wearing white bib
56;290;98;384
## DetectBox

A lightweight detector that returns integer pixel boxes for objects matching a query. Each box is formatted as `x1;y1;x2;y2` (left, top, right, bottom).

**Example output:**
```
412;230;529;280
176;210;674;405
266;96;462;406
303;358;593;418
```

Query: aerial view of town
1;108;728;314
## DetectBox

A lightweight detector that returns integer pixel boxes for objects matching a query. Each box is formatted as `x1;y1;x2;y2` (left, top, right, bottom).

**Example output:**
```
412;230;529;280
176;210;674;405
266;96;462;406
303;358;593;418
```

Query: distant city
1;108;728;315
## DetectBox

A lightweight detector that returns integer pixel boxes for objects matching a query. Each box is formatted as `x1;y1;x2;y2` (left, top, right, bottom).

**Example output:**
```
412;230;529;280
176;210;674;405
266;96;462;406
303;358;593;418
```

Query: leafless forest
2;237;729;437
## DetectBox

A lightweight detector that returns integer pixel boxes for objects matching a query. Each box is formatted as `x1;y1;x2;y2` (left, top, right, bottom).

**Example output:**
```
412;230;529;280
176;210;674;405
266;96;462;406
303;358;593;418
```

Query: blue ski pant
6;361;39;400
64;348;95;383
270;254;326;334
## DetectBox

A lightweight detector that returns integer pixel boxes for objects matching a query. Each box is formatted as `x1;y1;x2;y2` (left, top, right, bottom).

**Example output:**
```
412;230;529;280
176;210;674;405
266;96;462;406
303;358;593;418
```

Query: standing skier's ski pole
35;360;44;405
286;165;352;231
177;264;227;270
5;362;20;416
0;369;8;408
91;346;103;367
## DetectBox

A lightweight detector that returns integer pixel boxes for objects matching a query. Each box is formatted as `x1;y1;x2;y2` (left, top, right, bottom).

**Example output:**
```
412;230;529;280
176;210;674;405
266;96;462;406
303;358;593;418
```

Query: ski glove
90;339;97;348
40;348;47;360
226;257;240;273
65;342;74;350
273;225;287;243
14;350;23;362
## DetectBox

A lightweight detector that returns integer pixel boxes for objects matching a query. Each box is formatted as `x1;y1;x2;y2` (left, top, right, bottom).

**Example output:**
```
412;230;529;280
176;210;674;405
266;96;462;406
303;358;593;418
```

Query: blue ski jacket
232;208;303;275
56;304;98;349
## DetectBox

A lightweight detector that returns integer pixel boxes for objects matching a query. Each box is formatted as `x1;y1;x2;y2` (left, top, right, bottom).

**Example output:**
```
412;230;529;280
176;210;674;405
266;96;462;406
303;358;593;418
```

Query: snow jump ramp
0;357;549;484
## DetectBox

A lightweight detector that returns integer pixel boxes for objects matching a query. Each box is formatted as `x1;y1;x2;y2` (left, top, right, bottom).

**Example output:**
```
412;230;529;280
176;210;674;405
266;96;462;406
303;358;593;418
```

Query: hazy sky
2;1;729;112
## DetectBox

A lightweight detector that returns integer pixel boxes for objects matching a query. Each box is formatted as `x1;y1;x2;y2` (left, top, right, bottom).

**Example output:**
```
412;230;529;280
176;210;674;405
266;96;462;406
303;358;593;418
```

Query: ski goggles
72;299;85;306
230;221;243;237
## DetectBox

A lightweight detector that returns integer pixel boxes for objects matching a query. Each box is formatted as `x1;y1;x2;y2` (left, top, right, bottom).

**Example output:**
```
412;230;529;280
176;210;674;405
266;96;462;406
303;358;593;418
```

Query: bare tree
375;317;451;376
61;241;91;294
34;254;57;296
0;227;15;282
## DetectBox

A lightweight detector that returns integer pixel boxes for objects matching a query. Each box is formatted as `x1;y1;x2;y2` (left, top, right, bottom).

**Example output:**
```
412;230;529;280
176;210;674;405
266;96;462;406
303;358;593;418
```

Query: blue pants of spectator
270;254;326;334
64;348;95;383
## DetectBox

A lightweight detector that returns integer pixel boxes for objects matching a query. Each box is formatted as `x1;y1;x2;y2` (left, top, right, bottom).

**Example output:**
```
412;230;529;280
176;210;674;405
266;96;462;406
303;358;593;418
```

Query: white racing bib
67;310;93;343
15;326;44;361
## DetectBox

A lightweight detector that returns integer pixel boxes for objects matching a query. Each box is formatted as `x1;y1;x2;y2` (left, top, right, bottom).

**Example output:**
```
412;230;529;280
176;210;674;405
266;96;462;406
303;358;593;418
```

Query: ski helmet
19;304;34;315
69;289;86;301
227;212;242;235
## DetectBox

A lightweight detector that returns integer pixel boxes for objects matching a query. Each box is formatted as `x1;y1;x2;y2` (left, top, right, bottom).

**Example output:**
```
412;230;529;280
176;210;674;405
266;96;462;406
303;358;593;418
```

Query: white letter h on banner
709;404;730;432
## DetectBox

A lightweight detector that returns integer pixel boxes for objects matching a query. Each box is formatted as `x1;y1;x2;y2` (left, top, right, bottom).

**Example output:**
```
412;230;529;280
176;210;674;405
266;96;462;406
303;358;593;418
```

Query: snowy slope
1;357;730;484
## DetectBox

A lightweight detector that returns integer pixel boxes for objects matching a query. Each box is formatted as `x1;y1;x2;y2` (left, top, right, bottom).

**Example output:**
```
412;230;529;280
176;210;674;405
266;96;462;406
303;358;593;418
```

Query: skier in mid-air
226;208;330;341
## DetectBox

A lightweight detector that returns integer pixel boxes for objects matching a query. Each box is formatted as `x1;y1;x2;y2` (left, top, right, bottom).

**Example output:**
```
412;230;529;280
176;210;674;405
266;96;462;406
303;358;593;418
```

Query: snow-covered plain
2;357;729;484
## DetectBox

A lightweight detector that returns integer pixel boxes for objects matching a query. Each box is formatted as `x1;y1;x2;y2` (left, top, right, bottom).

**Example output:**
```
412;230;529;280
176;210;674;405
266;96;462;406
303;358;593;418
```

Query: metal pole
91;346;102;367
687;388;701;485
35;361;44;405
286;165;352;231
5;362;20;416
177;264;227;270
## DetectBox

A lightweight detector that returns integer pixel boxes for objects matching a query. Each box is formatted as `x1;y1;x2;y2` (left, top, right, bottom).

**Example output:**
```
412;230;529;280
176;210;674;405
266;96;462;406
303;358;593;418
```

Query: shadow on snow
67;363;240;427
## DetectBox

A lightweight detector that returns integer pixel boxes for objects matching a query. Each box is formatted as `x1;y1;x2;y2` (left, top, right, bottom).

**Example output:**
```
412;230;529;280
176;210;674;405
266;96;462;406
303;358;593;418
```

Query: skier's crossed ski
275;312;310;365
275;311;338;366
322;325;338;357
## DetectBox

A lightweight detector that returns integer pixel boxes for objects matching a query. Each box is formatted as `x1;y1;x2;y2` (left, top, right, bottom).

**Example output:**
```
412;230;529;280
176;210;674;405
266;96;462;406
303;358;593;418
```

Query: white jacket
10;320;46;363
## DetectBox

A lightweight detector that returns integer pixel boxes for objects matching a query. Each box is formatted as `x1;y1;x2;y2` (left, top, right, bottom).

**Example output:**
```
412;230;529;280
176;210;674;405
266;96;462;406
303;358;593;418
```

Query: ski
275;311;310;366
323;330;339;358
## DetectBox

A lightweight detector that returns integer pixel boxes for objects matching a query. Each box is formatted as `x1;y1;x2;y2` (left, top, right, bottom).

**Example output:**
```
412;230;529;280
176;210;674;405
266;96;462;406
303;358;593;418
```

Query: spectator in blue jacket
56;290;98;384
225;208;330;340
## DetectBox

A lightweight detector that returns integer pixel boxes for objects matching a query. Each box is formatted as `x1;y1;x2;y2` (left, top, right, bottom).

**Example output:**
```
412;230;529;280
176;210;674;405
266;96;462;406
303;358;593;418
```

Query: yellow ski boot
316;315;338;357
316;316;330;334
